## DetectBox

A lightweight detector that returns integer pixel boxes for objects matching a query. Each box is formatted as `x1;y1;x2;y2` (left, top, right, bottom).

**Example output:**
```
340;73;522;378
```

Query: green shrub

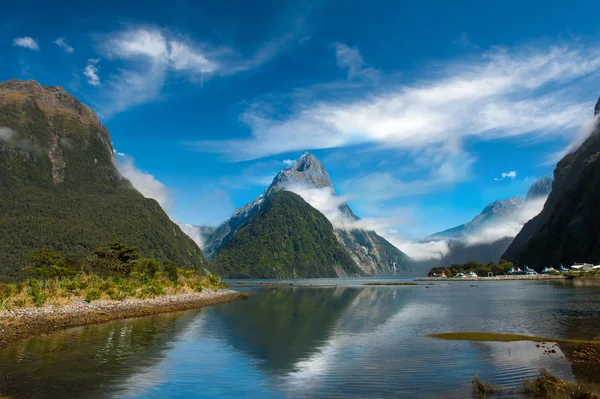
84;289;101;302
27;279;47;307
135;258;161;279
163;263;179;282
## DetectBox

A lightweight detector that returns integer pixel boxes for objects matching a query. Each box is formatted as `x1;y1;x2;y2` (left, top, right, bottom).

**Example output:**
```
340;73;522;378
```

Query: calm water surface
1;279;600;398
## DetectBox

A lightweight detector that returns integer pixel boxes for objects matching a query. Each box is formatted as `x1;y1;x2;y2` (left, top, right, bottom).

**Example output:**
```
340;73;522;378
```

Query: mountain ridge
502;98;600;266
0;79;208;280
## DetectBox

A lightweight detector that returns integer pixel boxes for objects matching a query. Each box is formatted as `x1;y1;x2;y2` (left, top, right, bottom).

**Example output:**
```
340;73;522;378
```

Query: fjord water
1;280;599;398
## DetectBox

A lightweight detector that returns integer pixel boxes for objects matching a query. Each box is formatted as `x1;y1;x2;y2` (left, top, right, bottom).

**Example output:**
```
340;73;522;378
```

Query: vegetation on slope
0;244;222;310
213;191;362;278
504;100;600;266
0;80;206;280
427;260;516;277
517;152;600;267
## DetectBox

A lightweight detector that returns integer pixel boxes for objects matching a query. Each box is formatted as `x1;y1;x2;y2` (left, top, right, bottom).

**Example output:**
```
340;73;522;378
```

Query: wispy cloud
393;194;550;261
54;37;74;53
340;142;475;201
92;26;294;116
12;36;39;50
494;171;517;181
113;152;173;209
193;43;600;161
332;42;379;80
83;58;101;86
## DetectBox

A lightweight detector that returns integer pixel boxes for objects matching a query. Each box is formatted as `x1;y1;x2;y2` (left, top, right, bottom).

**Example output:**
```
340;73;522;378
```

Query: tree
25;248;75;278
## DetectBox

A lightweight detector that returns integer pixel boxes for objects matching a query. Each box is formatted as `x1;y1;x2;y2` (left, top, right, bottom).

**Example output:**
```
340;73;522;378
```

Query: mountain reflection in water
1;280;599;398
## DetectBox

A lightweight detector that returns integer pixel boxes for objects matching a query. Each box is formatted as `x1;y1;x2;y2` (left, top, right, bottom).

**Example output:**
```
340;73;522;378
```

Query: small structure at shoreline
415;275;567;281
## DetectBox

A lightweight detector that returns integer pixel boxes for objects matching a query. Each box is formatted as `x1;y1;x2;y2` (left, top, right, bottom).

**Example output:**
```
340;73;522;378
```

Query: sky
3;0;600;249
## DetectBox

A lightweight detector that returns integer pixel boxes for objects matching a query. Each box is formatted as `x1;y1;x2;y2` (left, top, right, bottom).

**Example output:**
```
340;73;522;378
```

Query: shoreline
0;289;251;348
415;275;567;281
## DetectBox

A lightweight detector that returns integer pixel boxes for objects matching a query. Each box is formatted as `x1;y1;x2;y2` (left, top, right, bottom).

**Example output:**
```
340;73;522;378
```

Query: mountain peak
526;176;553;200
595;97;600;116
267;152;334;195
0;79;102;128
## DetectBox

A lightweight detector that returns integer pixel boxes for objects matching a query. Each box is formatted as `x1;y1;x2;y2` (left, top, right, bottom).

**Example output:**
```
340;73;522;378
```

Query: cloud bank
194;44;600;161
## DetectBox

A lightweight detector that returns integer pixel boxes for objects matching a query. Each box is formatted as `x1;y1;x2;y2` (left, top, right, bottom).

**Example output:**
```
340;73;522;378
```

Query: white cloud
283;183;406;233
83;59;101;86
394;194;550;261
54;37;74;53
494;171;517;181
544;114;600;165
193;44;600;161
332;42;379;80
94;26;291;116
282;159;296;166
169;41;218;73
178;223;205;249
340;143;475;200
390;239;451;262
12;36;39;50
113;153;173;209
461;195;548;246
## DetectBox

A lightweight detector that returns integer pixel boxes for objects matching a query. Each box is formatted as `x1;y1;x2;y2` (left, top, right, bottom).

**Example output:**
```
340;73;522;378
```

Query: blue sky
3;0;600;246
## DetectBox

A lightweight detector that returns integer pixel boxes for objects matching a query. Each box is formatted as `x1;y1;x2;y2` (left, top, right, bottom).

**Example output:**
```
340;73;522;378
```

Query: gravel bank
0;289;251;348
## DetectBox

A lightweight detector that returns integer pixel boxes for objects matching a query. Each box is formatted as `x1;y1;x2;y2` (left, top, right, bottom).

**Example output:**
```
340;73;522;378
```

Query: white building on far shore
571;263;594;271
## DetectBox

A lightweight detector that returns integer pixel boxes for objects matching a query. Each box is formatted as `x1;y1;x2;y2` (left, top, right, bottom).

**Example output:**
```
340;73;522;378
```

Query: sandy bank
0;289;251;348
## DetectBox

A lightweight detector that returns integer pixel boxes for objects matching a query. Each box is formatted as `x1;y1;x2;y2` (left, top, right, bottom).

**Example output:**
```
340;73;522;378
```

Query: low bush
0;245;224;310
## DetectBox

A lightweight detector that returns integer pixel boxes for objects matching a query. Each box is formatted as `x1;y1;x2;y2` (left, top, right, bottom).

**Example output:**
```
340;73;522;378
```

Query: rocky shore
0;289;251;348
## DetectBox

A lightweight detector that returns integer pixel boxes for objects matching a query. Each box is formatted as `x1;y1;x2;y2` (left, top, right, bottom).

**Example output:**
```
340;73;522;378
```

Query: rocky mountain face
430;196;526;240
213;191;362;278
0;79;207;280
423;177;552;266
503;98;600;267
526;177;553;200
205;152;412;276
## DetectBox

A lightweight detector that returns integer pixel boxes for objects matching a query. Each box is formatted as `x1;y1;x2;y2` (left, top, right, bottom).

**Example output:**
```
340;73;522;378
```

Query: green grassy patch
429;332;600;346
0;245;226;310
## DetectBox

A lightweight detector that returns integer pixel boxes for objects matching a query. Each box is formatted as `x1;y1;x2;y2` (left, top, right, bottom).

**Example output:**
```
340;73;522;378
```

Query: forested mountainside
213;191;362;278
207;152;412;276
503;98;600;267
0;79;207;280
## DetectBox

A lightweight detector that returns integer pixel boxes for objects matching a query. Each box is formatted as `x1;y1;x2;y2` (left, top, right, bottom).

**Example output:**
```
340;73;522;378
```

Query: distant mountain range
421;176;552;266
503;98;600;267
204;152;412;277
0;79;208;280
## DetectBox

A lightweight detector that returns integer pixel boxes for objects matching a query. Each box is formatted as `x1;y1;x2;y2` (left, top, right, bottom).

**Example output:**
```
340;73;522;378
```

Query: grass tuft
472;375;501;398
